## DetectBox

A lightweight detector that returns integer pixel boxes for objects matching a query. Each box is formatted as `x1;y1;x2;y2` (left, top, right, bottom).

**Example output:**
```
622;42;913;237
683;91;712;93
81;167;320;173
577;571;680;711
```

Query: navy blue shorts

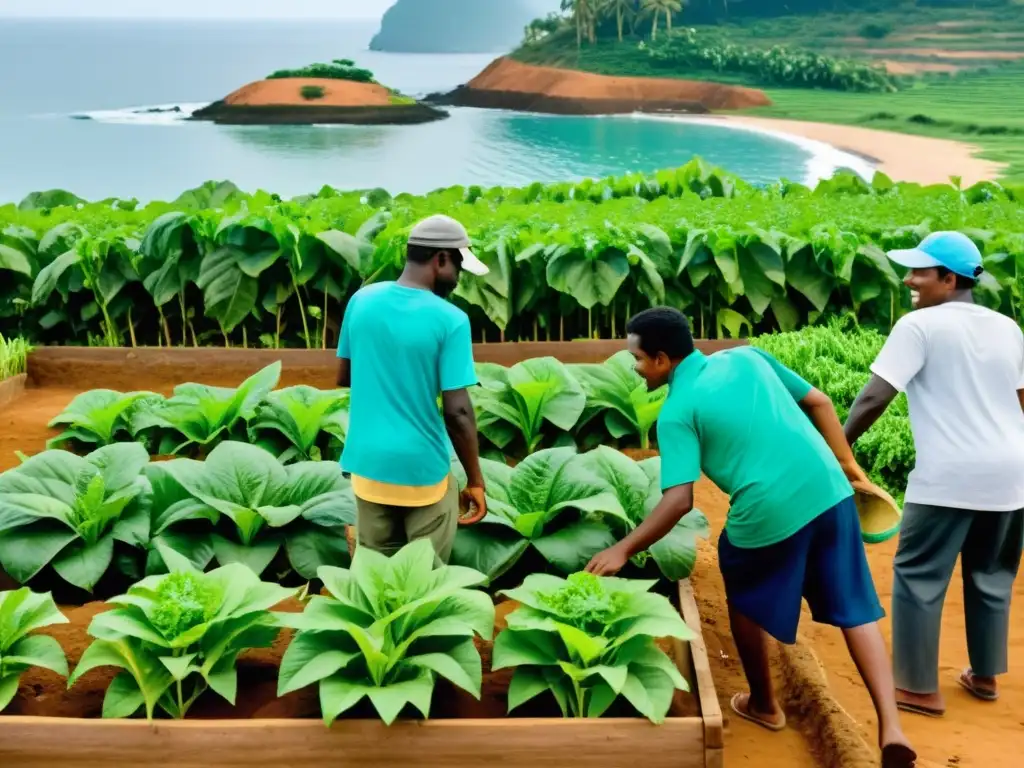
718;495;884;645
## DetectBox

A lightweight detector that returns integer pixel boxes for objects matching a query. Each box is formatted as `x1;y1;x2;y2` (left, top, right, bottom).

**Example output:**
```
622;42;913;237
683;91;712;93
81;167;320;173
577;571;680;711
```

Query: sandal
881;743;917;768
957;668;998;702
729;692;787;732
896;701;944;718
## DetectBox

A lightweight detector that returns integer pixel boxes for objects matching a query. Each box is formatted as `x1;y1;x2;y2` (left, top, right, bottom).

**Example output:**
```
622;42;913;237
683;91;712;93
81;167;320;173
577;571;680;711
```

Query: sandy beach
721;115;1005;186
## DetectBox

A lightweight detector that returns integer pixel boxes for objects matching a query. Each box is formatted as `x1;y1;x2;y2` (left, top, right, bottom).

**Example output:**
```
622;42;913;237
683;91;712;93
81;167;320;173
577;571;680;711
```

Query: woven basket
855;483;903;544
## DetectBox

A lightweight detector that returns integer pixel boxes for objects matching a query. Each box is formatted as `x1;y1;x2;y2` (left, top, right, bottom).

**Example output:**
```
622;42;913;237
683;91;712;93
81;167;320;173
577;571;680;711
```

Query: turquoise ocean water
0;18;869;202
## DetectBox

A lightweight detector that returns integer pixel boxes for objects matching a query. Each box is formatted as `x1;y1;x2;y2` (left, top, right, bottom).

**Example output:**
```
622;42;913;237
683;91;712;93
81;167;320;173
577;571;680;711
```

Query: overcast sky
0;1;394;18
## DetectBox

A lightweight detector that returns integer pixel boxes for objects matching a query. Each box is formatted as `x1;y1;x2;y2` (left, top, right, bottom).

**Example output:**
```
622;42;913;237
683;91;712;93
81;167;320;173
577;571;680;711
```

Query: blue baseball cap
887;231;983;279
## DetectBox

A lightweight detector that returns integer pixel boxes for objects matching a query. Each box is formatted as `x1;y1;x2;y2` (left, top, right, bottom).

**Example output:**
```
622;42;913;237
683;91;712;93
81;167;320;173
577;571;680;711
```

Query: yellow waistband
351;474;449;507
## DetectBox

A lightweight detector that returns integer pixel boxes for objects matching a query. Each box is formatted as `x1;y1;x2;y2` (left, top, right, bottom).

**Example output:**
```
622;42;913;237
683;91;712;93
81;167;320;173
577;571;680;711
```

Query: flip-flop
957;668;999;702
896;701;944;718
881;743;918;768
729;692;786;732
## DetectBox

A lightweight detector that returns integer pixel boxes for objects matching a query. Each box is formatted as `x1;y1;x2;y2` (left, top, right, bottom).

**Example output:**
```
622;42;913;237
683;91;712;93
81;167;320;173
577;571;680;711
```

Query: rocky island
191;59;447;126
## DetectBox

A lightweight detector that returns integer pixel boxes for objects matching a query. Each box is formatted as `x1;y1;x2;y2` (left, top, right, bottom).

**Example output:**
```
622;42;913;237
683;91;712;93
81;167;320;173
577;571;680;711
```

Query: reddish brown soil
0;387;79;468
693;478;1024;768
223;79;397;108
460;56;772;111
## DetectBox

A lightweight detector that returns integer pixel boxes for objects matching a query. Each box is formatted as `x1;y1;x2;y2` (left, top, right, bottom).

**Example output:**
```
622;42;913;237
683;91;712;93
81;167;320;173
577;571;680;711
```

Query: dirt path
693;479;1024;768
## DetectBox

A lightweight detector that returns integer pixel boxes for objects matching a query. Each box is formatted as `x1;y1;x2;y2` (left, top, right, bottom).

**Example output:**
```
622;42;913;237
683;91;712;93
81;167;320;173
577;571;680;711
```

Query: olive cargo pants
354;474;459;564
892;502;1024;693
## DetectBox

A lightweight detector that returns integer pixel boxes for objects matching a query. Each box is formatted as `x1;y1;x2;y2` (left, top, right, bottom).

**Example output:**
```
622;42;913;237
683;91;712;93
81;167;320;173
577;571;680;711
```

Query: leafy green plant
571;351;667;450
0;334;31;380
0;588;69;712
68;546;295;720
276;538;494;725
492;572;694;722
0;444;151;592
155;441;356;579
577;447;709;580
3;158;1022;350
472;357;586;455
46;390;161;451
450;447;628;582
300;85;326;100
134;362;281;456
246;385;349;463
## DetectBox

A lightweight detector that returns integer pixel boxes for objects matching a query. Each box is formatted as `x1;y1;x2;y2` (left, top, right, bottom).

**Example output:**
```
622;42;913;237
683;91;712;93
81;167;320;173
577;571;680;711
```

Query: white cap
407;215;489;276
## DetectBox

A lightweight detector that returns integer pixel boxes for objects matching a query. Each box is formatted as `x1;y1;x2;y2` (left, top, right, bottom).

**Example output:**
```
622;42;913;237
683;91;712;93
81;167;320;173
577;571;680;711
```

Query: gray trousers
892;502;1024;693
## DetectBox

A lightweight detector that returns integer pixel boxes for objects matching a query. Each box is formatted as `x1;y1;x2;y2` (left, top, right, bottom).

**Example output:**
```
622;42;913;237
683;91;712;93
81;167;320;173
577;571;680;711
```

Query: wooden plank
0;716;706;768
27;341;748;391
678;580;725;753
0;373;26;409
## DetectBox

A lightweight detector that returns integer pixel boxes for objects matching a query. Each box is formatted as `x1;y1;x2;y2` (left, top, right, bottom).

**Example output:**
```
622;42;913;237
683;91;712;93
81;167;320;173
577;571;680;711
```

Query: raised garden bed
0;580;721;768
0;342;731;767
25;339;747;391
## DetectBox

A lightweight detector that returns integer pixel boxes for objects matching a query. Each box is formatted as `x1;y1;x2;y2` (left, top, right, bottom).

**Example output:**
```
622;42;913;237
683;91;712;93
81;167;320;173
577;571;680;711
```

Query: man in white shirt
844;231;1024;718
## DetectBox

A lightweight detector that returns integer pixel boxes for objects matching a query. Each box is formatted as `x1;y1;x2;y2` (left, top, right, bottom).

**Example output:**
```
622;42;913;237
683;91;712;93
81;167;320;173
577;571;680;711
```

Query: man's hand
840;459;871;487
459;486;487;526
585;544;631;576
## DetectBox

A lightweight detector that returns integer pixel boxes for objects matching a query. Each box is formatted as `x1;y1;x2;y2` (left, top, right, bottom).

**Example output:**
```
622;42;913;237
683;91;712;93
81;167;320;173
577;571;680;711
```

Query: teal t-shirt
658;347;852;549
337;282;477;486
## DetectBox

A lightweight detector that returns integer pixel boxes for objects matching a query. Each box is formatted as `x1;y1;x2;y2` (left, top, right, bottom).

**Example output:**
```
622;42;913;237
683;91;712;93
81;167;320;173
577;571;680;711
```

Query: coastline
717;115;1005;186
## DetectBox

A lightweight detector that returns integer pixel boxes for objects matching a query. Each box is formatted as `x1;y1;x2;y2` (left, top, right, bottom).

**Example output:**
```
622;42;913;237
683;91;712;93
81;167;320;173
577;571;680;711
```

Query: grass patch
0;334;31;380
300;85;325;101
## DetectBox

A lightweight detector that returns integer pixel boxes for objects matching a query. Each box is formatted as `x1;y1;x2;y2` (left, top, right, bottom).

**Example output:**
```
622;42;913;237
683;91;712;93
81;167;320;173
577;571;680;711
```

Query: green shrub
647;28;899;93
858;22;893;39
300;85;325;100
268;59;375;83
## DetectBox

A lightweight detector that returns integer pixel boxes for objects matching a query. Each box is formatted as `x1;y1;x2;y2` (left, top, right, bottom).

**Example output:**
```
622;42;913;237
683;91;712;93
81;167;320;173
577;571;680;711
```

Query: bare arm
843;375;899;445
800;387;869;484
442;388;484;489
336;358;351;388
586;484;694;575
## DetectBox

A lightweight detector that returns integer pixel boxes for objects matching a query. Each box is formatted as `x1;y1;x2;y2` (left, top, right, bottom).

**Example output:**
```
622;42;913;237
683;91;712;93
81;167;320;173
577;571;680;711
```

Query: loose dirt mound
222;78;396;108
445;56;771;114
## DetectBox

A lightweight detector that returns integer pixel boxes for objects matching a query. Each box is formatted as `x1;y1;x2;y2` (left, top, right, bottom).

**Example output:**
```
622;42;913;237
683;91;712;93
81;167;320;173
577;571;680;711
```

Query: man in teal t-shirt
586;307;915;768
336;214;489;564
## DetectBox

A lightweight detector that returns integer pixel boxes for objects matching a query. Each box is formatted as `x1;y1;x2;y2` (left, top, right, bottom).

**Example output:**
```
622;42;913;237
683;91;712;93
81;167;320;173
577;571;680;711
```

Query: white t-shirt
871;302;1024;511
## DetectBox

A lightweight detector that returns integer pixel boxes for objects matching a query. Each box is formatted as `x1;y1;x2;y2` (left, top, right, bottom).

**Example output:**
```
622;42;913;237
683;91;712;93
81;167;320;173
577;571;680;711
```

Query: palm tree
562;0;597;48
600;0;636;42
642;0;683;41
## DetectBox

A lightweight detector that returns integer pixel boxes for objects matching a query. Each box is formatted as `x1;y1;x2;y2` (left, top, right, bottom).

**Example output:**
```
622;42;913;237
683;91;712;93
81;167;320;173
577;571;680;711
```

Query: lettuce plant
577;448;709;581
46;389;162;451
0;444;151;592
277;538;494;726
154;441;356;579
0;588;69;712
132;362;281;456
471;357;585;456
493;572;693;723
69;545;295;720
247;385;349;463
571;351;667;450
450;447;628;582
